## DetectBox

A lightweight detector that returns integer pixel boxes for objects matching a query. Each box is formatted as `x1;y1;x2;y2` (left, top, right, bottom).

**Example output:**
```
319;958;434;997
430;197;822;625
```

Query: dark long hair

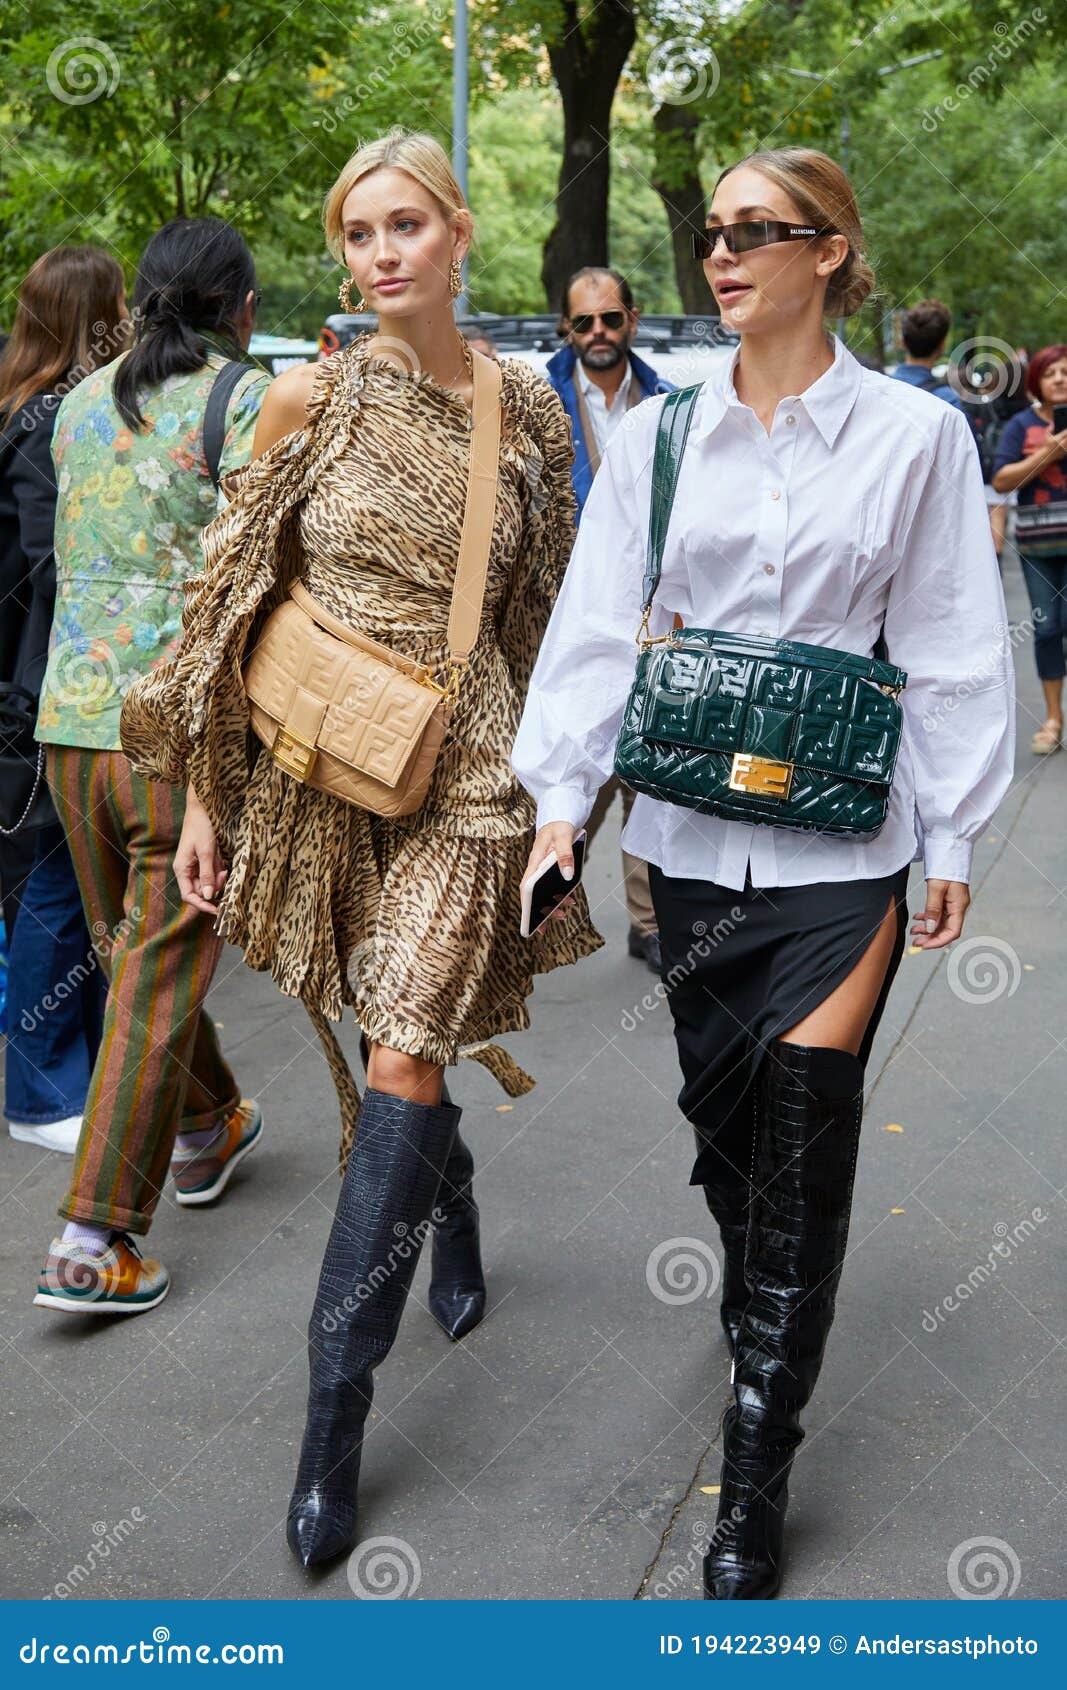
0;245;128;424
113;217;256;431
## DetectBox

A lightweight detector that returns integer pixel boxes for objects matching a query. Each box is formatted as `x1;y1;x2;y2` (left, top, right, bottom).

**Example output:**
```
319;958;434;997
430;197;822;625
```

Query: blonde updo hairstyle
323;127;475;285
714;147;875;319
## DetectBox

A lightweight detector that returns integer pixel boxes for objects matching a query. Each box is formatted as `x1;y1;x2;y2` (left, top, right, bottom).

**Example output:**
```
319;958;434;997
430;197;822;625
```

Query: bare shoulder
252;360;323;457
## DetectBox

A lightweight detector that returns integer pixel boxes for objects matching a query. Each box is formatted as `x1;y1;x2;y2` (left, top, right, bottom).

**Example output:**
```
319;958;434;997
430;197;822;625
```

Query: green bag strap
641;383;703;615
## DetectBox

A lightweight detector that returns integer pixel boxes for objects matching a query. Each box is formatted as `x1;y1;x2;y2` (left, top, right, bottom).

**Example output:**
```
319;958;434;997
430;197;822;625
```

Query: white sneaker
7;1115;84;1154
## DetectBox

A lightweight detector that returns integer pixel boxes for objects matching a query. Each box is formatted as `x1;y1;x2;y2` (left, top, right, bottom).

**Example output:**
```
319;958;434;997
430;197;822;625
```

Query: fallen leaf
891;1207;905;1215
495;1104;513;1113
699;1485;721;1495
1024;963;1035;972
907;944;922;955
884;1123;904;1133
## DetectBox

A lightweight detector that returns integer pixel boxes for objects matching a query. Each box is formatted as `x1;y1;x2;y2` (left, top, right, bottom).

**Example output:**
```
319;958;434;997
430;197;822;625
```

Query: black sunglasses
568;310;628;334
691;221;837;260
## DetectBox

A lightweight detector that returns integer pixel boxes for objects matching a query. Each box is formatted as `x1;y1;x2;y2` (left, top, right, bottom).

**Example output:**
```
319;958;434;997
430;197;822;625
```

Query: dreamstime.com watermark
19;907;142;1035
315;8;447;135
320;1213;445;1332
346;1535;421;1599
646;1236;722;1306
947;1535;1022;1599
46;37;120;106
43;1512;147;1600
621;906;744;1032
19;1627;283;1664
920;1208;1047;1333
921;616;1032;736
649;1512;743;1598
920;11;1047;132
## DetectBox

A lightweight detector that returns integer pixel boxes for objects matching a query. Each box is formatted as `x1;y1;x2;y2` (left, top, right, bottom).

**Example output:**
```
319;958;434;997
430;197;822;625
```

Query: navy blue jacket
545;343;675;521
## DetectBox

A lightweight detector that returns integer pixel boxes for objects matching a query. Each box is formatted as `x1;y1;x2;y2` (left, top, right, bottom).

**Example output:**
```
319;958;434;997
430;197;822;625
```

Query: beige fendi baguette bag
242;346;503;819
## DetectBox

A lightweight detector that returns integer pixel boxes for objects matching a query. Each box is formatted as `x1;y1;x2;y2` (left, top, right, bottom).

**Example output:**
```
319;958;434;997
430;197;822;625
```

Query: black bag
202;360;251;489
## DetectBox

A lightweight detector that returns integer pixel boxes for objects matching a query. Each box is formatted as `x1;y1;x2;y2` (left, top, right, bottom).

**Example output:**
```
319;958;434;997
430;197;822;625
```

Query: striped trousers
46;746;239;1234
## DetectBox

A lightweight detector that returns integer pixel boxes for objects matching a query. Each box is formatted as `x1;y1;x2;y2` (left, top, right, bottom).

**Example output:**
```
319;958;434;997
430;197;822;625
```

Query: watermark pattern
44;1512;147;1599
920;616;1028;736
920;12;1047;132
920;1208;1048;1333
621;907;744;1032
346;1535;421;1599
46;37;120;106
646;1237;721;1306
646;38;720;106
320;1212;443;1333
649;1513;743;1598
19;906;142;1033
315;9;447;134
946;936;1022;1005
947;1535;1022;1599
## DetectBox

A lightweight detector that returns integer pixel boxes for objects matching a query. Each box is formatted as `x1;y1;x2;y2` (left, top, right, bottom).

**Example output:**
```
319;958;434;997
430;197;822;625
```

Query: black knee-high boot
286;1086;461;1568
702;1177;751;1358
704;1040;865;1600
428;1127;486;1340
359;1036;486;1342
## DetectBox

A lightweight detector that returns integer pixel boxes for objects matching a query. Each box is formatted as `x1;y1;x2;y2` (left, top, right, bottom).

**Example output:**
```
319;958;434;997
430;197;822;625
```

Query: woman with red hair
993;343;1067;752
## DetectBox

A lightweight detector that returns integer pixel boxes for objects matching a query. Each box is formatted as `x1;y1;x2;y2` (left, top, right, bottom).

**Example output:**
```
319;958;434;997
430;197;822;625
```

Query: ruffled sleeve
119;356;346;844
496;360;578;699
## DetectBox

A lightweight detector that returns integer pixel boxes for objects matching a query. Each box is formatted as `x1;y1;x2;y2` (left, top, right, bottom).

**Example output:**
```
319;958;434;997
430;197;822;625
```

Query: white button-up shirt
575;356;634;459
513;333;1015;889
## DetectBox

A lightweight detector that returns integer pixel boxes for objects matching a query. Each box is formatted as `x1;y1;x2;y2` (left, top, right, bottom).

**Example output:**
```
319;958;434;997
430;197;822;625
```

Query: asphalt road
1;553;1062;1602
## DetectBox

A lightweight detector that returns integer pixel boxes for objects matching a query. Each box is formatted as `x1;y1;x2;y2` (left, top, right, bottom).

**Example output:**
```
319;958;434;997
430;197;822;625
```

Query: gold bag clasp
729;752;793;799
273;726;317;782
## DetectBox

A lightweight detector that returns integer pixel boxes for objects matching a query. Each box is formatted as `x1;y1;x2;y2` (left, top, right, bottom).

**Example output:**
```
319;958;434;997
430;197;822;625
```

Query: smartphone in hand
1052;404;1067;436
520;831;587;938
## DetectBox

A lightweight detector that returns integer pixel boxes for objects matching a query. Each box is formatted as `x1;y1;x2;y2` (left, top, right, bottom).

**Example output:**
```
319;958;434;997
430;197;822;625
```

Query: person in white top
513;147;1015;1601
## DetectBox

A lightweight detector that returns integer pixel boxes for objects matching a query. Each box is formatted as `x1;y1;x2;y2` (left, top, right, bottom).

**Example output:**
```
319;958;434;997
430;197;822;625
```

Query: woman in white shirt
512;147;1014;1600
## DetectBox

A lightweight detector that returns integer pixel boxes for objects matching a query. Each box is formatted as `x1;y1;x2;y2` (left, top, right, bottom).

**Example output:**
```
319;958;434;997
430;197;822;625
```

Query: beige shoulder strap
447;347;502;661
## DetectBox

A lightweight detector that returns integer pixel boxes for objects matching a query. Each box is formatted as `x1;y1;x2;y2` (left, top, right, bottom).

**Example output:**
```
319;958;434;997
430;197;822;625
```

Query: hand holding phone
520;828;586;937
1051;404;1067;438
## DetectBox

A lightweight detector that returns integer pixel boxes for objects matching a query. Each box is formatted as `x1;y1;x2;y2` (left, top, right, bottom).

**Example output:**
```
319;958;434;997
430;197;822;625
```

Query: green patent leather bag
613;385;907;837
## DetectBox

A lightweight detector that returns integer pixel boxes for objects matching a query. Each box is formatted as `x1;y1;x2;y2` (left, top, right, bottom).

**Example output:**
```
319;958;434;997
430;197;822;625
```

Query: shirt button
770;489;781;500
762;563;776;575
785;414;796;425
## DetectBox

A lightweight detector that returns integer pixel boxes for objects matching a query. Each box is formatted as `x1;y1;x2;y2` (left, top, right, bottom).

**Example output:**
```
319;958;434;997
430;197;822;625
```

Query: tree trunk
541;0;637;312
651;100;711;316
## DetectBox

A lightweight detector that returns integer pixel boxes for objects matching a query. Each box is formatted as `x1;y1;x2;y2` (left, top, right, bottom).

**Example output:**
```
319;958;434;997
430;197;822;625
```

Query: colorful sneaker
171;1099;263;1207
34;1235;170;1315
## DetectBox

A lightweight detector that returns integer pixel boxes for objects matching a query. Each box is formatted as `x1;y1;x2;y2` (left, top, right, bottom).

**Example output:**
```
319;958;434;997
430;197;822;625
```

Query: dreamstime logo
920;10;1047;132
316;6;447;134
45;1512;147;1600
947;1535;1021;1599
346;1536;421;1599
320;1210;442;1332
920;616;1029;734
920;1207;1047;1333
647;38;720;106
646;1237;721;1306
946;336;1021;405
49;641;122;718
649;1511;744;1597
19;907;142;1034
621;906;744;1031
46;37;120;105
946;936;1021;1005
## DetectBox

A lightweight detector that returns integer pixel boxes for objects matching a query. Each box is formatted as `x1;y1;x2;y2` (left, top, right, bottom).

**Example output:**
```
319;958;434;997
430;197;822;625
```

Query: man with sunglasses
546;269;675;972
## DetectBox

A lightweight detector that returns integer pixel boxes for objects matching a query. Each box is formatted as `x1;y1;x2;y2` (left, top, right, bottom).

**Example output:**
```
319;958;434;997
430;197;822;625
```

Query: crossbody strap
447;347;502;661
641;383;702;613
203;360;251;489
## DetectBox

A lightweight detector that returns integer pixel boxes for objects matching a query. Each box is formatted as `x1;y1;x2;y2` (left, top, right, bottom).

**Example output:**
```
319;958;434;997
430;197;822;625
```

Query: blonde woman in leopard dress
120;128;600;1567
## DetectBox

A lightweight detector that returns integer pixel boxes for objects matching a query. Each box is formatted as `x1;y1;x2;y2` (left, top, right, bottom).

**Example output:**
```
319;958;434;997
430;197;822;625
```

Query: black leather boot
286;1085;461;1568
428;1128;486;1340
701;1176;752;1358
358;1035;485;1340
704;1040;865;1600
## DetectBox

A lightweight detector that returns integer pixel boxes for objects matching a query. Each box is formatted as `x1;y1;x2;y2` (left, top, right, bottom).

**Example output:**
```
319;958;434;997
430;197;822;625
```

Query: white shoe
7;1115;84;1154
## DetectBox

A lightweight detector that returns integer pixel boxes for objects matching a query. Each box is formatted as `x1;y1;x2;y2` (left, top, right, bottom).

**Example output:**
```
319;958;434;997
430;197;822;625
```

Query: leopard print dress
121;337;603;1166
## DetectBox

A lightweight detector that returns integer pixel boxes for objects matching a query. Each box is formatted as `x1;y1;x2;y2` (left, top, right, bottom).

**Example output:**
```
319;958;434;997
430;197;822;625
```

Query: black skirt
647;860;911;1186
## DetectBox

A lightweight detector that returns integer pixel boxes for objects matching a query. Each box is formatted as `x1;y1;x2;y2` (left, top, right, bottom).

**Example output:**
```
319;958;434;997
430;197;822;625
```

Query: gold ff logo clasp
729;752;793;799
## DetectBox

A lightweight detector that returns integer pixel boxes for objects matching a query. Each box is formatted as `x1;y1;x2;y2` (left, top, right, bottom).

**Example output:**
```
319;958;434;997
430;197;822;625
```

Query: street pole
452;0;469;317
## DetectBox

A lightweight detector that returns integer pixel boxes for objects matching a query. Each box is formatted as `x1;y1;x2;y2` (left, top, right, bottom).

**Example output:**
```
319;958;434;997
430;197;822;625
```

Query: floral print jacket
37;348;269;750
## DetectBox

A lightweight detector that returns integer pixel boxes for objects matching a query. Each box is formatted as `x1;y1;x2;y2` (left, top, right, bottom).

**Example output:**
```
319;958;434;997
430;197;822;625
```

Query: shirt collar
692;331;863;450
576;356;632;404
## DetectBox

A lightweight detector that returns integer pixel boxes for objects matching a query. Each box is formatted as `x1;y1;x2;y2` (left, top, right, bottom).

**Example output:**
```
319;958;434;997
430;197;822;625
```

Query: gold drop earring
449;259;463;299
338;274;366;314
